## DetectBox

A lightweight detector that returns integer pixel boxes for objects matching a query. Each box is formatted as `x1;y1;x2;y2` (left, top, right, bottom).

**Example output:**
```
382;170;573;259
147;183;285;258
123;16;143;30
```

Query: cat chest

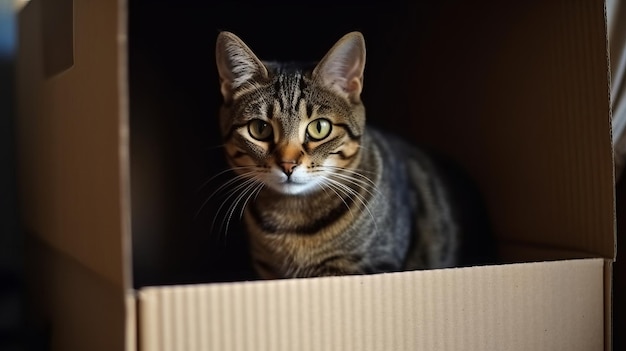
243;206;372;261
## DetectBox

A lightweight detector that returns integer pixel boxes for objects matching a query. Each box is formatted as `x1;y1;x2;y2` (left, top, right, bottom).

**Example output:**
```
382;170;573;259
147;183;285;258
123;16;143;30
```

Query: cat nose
280;161;299;176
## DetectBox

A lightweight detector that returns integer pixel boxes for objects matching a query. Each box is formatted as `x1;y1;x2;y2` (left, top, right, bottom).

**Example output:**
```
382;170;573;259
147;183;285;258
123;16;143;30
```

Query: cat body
215;32;488;279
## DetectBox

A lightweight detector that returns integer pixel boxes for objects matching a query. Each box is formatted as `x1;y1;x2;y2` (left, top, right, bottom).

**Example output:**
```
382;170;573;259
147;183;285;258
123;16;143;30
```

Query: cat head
215;31;367;195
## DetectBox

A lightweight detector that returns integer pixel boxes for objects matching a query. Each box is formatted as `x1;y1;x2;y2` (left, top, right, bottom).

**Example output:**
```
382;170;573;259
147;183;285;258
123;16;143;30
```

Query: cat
214;31;494;279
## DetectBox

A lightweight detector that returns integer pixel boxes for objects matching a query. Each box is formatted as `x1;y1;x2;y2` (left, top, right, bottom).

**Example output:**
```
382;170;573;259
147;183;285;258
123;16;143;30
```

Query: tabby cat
214;31;492;279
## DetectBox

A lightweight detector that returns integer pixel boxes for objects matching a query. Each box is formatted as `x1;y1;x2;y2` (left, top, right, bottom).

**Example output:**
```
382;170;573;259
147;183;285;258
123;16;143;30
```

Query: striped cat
214;31;493;279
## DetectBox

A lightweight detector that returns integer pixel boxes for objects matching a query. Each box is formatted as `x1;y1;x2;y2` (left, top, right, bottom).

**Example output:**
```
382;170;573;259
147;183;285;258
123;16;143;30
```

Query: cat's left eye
306;119;332;141
248;119;273;141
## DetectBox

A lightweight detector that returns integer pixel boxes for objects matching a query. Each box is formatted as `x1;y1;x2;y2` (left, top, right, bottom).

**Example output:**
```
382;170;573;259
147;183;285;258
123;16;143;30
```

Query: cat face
216;32;367;195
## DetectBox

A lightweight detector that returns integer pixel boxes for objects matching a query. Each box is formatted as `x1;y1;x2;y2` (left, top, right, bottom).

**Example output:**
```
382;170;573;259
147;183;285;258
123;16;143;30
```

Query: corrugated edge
139;259;605;351
116;0;135;349
605;260;613;351
126;291;137;351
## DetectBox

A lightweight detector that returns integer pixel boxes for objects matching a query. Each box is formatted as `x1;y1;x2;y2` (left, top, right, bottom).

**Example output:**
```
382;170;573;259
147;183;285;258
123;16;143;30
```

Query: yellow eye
248;119;273;141
307;119;332;141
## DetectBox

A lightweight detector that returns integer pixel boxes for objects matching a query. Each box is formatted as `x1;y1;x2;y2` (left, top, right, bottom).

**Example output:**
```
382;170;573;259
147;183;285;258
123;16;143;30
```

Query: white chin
269;181;318;195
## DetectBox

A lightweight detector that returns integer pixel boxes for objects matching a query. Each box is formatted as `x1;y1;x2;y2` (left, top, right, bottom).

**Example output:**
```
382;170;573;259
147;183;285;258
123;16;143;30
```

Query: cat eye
306;119;332;141
248;119;273;141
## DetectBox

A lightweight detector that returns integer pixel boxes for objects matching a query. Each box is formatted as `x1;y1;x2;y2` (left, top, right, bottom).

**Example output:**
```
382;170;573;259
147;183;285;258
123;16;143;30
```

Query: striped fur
215;32;467;279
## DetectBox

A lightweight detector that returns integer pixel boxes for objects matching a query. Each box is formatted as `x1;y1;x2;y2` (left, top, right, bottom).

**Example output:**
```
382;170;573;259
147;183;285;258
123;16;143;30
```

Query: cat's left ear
313;32;366;103
216;31;269;103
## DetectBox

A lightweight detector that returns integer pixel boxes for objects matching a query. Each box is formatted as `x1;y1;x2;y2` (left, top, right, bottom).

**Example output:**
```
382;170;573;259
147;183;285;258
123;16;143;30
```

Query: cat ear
216;31;269;103
313;32;366;102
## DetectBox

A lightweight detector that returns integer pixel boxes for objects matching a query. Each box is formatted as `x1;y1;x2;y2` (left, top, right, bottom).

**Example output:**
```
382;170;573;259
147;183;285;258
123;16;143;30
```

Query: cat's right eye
248;119;273;141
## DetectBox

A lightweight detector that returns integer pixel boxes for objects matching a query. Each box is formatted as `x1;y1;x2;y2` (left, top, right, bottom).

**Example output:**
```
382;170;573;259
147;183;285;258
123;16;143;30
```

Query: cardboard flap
16;0;131;289
139;259;605;351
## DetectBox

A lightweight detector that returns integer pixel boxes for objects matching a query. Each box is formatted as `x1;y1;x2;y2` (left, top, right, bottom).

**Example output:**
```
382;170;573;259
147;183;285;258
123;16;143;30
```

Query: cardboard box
16;0;615;350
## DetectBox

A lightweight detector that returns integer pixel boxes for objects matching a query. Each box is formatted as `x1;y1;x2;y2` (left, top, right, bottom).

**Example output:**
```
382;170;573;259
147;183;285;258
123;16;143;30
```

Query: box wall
17;1;134;349
398;0;613;258
139;259;605;351
24;238;128;351
17;0;130;288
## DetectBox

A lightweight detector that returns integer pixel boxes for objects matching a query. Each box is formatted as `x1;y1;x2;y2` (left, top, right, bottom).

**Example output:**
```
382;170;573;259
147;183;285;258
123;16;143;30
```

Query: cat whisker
320;164;378;179
325;171;383;200
320;164;378;180
316;180;332;198
195;168;259;219
211;176;260;237
239;182;265;220
220;178;264;238
195;166;257;193
317;179;355;219
320;166;384;203
324;177;379;236
355;144;377;156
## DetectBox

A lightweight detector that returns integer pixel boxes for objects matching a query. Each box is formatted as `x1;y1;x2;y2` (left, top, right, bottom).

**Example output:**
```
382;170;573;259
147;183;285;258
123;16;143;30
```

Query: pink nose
280;161;299;176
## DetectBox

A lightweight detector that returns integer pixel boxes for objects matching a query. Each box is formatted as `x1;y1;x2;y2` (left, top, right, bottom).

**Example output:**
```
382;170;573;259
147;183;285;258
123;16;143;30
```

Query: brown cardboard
139;259;605;351
399;0;615;260
16;0;614;350
25;238;129;351
17;0;131;290
17;0;134;348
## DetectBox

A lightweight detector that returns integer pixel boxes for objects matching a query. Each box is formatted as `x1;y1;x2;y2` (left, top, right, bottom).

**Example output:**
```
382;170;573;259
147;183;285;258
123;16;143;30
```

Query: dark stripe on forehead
272;72;308;115
274;79;284;111
291;74;306;111
266;103;274;119
297;74;308;110
286;74;302;113
299;74;308;94
306;103;314;119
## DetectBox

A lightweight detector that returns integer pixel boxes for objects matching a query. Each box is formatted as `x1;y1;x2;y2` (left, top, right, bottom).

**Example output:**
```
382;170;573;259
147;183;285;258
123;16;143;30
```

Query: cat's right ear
216;32;269;103
313;32;366;103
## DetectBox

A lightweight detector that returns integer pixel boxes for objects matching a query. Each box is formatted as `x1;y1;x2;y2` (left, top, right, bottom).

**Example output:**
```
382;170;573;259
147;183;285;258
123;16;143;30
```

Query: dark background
127;0;444;287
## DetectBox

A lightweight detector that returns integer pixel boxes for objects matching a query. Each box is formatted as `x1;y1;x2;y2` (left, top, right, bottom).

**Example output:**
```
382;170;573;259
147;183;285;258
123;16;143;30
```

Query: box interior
127;0;614;288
